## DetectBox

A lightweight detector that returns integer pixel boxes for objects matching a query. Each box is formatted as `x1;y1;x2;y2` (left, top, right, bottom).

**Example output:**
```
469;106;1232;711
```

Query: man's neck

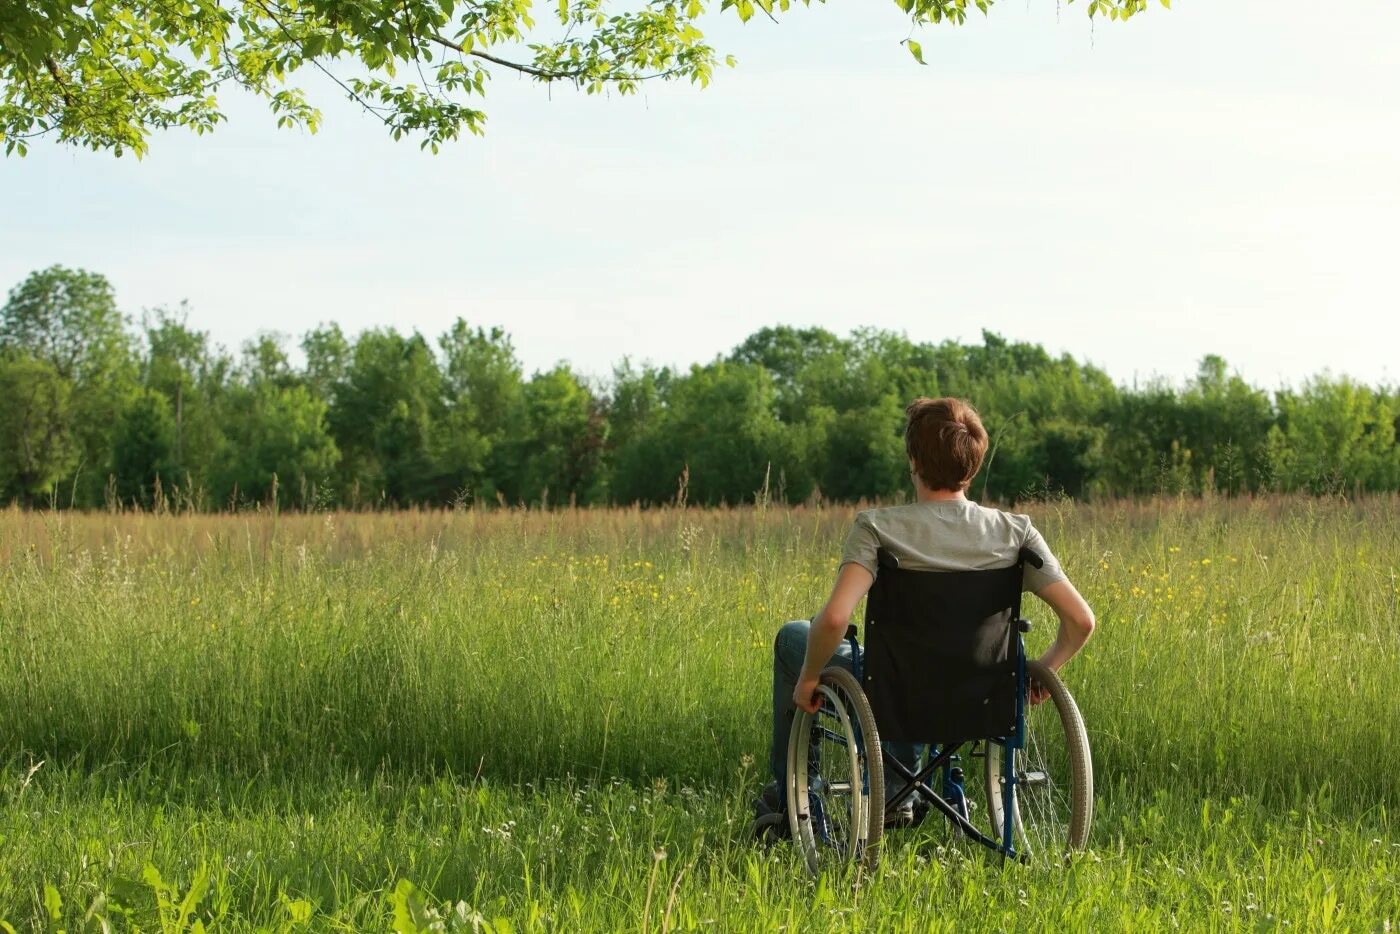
916;487;968;503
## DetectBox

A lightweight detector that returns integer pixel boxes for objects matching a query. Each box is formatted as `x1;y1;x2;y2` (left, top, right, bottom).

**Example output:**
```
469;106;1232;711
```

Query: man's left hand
1028;677;1050;706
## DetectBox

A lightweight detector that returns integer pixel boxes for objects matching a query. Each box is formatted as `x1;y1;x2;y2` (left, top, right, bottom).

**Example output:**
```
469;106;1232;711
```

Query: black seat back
860;548;1025;745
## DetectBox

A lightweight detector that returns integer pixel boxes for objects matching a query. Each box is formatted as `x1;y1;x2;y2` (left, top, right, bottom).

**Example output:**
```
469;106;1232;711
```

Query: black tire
786;666;885;874
983;659;1093;858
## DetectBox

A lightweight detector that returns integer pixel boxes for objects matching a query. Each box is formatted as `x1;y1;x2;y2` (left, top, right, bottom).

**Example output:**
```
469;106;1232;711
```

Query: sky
2;0;1398;390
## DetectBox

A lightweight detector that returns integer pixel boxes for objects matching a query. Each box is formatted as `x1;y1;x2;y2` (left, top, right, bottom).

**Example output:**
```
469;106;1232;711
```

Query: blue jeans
769;619;923;793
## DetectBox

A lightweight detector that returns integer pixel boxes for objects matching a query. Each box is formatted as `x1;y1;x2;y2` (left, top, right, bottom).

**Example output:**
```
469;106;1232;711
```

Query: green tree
139;307;232;503
927;331;1114;501
219;384;340;508
302;323;352;403
1;0;1164;156
240;332;297;388
330;328;446;505
0;265;138;505
1177;355;1273;495
0;354;78;503
215;336;340;508
1027;419;1102;499
497;365;607;506
0;266;130;381
784;341;910;502
730;326;846;423
611;361;806;505
608;359;668;453
1274;378;1399;495
110;387;177;507
813;400;907;502
1098;382;1180;495
437;320;525;502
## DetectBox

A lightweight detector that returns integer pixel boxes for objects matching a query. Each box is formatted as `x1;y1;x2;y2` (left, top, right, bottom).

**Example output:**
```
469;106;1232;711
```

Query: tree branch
44;57;74;108
249;0;394;125
429;34;584;81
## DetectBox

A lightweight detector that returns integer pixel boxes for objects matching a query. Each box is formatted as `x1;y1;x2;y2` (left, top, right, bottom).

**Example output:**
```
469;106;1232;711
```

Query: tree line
2;265;1396;510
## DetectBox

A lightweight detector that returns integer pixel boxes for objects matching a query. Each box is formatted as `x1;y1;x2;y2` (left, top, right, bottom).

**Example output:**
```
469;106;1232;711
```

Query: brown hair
904;397;989;492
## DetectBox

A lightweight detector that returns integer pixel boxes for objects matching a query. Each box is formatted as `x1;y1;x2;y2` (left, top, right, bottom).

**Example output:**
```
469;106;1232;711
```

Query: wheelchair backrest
861;547;1030;745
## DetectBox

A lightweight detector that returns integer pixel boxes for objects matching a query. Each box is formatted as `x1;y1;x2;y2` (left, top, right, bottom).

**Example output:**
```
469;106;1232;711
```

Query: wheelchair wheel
786;667;885;874
984;659;1093;859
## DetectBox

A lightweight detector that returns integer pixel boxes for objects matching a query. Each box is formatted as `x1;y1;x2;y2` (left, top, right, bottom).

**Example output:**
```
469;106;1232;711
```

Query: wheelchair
783;547;1093;872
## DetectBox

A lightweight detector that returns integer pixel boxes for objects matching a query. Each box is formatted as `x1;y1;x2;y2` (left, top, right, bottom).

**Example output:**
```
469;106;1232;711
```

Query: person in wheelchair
754;397;1097;861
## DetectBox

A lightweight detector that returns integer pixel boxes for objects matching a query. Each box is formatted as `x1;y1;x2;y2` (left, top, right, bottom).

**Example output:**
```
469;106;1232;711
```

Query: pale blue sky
3;0;1397;389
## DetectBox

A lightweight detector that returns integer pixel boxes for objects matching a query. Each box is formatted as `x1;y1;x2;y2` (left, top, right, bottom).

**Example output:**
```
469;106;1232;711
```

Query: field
2;497;1398;931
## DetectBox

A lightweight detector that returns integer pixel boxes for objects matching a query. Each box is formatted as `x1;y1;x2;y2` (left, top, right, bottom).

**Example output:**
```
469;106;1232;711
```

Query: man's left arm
793;562;875;713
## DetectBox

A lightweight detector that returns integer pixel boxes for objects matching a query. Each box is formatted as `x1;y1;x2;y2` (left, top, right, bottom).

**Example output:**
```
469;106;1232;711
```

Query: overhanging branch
429;34;585;81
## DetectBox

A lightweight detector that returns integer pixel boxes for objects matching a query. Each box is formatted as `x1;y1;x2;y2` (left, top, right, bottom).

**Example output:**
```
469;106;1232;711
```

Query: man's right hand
793;674;823;714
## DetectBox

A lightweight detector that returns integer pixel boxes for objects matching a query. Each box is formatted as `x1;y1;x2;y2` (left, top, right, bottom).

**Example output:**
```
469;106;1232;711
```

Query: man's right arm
1032;579;1096;673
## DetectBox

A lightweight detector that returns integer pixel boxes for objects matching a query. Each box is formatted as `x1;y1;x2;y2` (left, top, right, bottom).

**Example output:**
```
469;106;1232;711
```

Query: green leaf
905;39;926;65
390;880;430;934
43;884;62;922
177;864;211;925
142;863;168;895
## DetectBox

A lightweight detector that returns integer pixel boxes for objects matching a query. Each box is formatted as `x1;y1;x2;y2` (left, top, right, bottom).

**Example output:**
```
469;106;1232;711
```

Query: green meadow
2;497;1397;930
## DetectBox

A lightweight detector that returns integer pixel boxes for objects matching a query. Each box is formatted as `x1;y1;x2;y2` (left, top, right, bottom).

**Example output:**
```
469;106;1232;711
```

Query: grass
1;497;1398;930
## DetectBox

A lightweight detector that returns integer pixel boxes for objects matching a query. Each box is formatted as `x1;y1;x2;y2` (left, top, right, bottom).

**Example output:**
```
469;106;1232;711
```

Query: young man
761;397;1096;821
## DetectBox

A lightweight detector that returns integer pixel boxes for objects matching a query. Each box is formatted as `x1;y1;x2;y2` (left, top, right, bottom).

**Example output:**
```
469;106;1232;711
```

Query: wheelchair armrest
1018;547;1045;570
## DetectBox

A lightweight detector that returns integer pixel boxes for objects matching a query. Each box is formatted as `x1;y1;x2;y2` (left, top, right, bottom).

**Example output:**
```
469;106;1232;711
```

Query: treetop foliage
1;0;1165;156
3;264;1394;511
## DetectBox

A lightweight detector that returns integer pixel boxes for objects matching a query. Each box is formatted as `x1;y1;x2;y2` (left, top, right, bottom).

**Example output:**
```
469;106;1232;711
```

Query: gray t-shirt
839;499;1068;593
